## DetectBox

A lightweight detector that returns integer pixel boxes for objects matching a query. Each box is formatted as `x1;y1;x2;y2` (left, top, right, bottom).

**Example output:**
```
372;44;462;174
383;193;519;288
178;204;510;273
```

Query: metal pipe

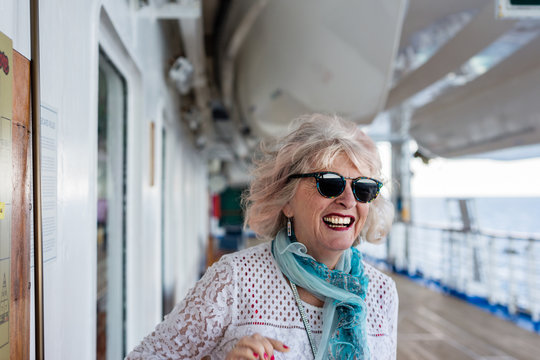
30;0;44;358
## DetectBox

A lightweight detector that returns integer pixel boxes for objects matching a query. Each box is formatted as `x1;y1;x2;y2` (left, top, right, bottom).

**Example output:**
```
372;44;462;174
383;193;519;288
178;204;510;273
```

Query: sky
410;156;540;197
377;142;540;198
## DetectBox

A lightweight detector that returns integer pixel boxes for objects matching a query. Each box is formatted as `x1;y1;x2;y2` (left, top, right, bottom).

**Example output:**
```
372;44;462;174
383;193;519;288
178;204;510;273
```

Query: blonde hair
242;113;394;244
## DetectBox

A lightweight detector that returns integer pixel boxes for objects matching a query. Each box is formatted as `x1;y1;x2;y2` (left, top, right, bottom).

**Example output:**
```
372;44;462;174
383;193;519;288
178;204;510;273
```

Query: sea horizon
411;196;540;235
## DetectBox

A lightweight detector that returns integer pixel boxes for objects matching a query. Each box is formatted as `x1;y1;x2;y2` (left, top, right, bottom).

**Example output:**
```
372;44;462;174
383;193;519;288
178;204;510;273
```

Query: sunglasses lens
318;173;345;198
353;179;380;202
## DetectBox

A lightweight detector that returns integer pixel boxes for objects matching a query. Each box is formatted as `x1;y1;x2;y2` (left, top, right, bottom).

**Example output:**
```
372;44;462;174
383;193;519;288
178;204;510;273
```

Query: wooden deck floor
392;274;540;360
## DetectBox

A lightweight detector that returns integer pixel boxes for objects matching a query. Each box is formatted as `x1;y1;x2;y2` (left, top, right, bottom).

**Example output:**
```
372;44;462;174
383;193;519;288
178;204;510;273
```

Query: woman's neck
293;234;344;270
303;246;342;270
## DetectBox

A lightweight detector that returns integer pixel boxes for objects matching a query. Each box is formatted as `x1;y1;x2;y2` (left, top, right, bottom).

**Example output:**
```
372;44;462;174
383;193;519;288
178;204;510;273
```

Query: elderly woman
127;114;397;360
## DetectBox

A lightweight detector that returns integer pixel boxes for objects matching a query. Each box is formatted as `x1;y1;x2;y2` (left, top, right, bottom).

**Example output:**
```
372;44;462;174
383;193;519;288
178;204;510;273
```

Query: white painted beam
385;2;516;110
411;36;540;157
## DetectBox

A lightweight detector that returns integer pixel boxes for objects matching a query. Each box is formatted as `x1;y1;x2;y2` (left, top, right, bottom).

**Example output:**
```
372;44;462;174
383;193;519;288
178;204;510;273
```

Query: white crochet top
127;242;398;359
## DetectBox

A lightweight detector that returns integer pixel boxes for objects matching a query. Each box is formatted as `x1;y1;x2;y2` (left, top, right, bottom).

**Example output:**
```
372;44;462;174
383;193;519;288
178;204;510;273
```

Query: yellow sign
0;30;12;357
0;34;12;120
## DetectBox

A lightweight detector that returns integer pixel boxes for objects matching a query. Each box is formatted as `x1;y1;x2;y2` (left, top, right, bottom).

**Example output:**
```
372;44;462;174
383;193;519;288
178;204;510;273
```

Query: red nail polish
271;356;275;360
253;353;258;358
283;344;289;349
264;353;268;359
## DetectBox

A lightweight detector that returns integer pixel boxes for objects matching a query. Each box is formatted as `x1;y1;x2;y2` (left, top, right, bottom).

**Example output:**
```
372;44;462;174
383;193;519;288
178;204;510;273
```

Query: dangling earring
287;217;292;237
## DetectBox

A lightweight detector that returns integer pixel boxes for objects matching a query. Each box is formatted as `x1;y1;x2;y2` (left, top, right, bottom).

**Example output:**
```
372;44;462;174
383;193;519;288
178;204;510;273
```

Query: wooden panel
10;50;31;360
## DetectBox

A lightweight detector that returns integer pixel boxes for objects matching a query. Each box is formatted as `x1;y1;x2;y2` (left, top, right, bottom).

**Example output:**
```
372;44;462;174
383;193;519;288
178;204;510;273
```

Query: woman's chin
325;235;356;252
323;224;356;241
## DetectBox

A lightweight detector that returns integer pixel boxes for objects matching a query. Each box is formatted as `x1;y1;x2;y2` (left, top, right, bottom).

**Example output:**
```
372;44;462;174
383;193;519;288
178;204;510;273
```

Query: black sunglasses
288;172;382;203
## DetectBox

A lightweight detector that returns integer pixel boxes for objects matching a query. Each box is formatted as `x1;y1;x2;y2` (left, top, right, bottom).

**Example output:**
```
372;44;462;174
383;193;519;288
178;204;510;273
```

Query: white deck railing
360;222;540;323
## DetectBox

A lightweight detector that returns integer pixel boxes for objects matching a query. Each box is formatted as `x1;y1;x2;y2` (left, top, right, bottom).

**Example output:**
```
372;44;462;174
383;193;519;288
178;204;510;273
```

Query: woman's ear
282;203;293;218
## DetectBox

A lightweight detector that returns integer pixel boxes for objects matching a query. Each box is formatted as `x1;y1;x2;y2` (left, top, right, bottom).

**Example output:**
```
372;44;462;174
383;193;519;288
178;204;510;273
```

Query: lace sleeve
387;280;399;358
126;257;237;359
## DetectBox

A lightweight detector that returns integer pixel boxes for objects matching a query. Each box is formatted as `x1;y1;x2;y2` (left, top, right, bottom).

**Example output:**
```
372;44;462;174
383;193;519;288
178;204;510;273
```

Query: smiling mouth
323;215;354;229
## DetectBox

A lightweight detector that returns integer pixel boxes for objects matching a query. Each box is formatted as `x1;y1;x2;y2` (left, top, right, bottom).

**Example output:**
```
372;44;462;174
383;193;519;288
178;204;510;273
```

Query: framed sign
0;30;32;359
497;0;540;18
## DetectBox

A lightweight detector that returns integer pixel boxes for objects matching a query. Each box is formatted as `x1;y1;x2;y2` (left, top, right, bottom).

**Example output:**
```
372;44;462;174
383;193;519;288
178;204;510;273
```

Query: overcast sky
377;142;540;198
410;156;540;197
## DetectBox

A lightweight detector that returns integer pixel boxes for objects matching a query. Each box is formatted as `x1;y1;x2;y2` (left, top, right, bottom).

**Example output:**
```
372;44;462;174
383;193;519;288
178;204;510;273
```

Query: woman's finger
267;337;290;353
236;345;261;360
227;334;290;360
252;333;275;359
226;342;260;360
236;335;265;358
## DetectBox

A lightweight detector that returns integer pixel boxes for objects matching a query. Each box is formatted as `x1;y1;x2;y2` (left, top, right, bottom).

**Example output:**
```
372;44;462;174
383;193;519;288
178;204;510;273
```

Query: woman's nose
336;182;356;208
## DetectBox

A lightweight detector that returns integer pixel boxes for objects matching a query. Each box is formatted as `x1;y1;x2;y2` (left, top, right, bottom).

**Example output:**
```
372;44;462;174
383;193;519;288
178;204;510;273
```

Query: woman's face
282;154;371;268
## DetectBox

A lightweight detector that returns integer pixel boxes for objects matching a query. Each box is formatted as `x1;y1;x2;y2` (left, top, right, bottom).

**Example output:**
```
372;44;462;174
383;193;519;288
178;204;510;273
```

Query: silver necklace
290;282;318;358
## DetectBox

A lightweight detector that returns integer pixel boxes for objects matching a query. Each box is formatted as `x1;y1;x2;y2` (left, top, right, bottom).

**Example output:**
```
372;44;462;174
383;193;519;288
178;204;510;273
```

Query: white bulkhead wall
0;0;209;358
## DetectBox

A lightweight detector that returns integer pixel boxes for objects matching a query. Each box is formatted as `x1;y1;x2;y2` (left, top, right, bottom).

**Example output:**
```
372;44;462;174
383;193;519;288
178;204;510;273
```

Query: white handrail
362;222;540;325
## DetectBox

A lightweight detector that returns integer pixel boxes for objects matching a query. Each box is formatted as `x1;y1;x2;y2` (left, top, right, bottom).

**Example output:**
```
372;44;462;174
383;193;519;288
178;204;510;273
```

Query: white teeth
323;216;352;226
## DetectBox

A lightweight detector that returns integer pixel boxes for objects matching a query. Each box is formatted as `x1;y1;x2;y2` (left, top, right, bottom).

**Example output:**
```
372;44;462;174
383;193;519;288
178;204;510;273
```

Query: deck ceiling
411;34;540;157
168;0;540;160
391;0;540;158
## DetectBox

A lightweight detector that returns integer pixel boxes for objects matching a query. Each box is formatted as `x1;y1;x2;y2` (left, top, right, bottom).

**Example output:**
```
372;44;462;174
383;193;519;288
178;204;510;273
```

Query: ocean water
411;197;540;235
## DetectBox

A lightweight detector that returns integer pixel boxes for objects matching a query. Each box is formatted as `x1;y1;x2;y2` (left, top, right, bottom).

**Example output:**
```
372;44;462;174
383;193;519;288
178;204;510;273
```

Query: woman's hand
225;333;290;360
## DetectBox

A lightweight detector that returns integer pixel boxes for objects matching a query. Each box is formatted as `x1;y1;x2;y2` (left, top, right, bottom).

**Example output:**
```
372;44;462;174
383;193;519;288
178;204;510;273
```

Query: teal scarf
272;229;370;359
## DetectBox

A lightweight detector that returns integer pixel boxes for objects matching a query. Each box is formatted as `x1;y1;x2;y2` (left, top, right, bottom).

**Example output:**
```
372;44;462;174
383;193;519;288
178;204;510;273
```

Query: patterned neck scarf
272;229;370;359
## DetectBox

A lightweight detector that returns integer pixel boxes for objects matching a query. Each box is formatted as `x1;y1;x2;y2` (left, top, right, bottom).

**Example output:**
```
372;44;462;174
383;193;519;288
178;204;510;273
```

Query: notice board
0;30;13;359
0;30;31;359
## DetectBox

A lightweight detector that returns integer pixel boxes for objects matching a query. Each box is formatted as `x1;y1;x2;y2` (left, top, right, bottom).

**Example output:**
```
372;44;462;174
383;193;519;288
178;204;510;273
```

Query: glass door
97;50;127;360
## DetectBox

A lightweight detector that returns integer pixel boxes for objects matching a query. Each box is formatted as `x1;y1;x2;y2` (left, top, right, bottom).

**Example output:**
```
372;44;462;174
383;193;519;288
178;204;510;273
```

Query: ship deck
393;274;540;360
